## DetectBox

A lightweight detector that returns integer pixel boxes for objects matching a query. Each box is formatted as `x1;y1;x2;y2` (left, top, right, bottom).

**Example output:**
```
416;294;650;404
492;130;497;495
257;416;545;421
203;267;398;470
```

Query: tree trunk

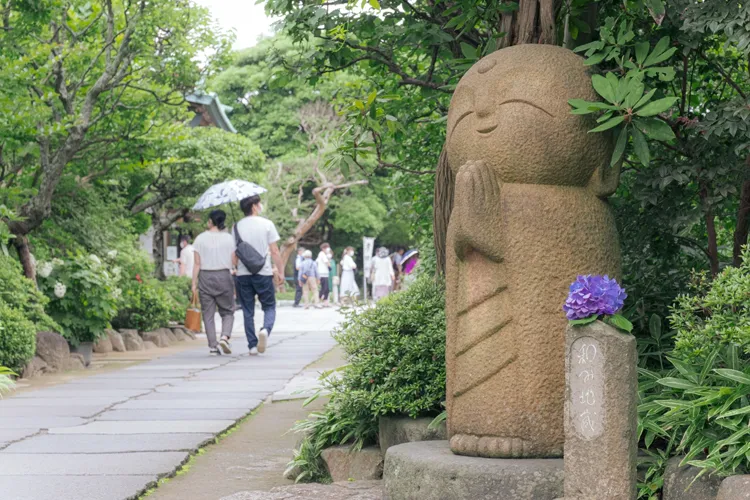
152;213;167;280
733;159;750;267
13;235;35;281
278;180;368;273
700;182;720;277
498;0;563;47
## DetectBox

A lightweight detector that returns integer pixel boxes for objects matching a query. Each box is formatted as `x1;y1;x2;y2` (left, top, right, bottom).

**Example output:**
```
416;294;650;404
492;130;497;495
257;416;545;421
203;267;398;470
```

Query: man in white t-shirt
177;236;195;278
233;195;284;355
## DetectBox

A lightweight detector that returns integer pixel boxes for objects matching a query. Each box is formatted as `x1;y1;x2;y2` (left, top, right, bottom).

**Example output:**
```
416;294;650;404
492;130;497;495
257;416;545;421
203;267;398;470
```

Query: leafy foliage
288;276;446;481
38;254;119;344
160;277;192;323
0;365;16;397
0;256;57;331
671;249;750;358
113;279;172;332
639;251;750;487
639;345;750;480
0;302;37;372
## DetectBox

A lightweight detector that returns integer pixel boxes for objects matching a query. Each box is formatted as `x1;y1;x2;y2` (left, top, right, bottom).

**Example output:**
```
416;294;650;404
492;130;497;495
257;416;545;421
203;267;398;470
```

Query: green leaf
590;115;625;133
605;313;633;333
643;37;670;66
569;315;599;326
611;125;628;167
635;41;650;65
656;377;699;390
716;405;750;419
584;52;607;66
631;126;650;166
636;97;678;117
714;369;750;385
368;0;380;8
624;78;645;109
646;48;677;67
645;0;665;25
460;42;476;60
648;314;662;339
635;89;657;109
635;117;675;142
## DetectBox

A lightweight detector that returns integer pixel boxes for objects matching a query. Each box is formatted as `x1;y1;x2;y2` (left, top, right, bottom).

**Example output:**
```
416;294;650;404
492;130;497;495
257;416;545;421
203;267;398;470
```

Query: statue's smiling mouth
477;124;498;134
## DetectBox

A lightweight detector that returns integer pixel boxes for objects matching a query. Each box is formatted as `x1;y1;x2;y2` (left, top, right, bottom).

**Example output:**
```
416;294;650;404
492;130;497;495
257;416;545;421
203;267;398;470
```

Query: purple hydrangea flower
563;275;627;320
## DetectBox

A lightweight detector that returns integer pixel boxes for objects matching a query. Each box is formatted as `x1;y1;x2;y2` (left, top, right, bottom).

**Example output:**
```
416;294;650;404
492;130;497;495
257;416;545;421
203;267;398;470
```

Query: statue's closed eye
499;99;554;117
450;110;474;138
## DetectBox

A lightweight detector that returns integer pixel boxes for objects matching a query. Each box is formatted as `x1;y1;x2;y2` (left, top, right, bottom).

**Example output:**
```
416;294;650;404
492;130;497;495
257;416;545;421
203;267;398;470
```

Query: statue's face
446;45;611;186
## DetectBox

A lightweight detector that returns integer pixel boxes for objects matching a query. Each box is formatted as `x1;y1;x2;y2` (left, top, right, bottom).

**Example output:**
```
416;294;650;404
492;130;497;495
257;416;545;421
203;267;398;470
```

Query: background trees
0;0;230;277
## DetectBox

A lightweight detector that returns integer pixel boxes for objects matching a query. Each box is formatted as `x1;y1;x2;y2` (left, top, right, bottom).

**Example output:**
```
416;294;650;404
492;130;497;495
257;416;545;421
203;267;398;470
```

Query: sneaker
249;347;258;356
209;348;220;356
258;328;268;354
219;337;232;355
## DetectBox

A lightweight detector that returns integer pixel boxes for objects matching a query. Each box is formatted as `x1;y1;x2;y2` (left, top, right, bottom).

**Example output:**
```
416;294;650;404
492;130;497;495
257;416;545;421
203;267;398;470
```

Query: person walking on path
299;250;322;309
177;235;195;278
233;195;284;355
316;243;332;307
339;246;359;303
192;210;235;356
371;247;395;301
293;247;305;308
391;247;405;291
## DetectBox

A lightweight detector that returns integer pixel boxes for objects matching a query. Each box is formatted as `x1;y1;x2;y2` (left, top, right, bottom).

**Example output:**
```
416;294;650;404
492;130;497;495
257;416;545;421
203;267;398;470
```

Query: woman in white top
371;247;395;301
316;243;332;307
339;246;359;302
192;210;236;356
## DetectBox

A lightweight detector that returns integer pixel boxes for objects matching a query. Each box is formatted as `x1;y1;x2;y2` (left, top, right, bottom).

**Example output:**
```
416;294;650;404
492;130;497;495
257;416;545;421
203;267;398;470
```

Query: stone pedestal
383;441;563;500
562;321;637;499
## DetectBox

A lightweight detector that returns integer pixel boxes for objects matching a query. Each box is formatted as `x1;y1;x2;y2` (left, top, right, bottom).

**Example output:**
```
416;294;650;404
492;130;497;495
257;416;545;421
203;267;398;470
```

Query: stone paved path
0;307;342;500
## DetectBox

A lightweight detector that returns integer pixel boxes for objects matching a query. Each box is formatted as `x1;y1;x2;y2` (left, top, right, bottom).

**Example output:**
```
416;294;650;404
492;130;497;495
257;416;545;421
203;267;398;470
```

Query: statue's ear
588;160;621;199
434;147;454;275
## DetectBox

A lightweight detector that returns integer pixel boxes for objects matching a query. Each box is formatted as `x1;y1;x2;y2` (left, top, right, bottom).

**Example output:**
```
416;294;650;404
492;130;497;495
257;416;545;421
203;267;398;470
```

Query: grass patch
138;405;262;498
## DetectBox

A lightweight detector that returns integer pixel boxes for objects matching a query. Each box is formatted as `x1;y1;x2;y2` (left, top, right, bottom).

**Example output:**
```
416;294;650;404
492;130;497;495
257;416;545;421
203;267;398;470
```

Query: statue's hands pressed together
451;160;504;263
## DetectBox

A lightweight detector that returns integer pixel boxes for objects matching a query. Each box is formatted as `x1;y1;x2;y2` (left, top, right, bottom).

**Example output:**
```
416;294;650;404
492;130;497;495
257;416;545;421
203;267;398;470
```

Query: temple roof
185;92;237;133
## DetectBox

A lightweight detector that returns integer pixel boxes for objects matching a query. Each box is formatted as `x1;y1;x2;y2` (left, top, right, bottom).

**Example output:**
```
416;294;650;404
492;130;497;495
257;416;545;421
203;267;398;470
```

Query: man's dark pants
293;269;303;306
236;274;276;349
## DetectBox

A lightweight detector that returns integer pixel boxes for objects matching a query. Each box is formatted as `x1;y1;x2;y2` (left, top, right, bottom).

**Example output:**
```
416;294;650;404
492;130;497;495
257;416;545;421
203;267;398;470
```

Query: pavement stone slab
12;389;150;399
0;396;131;407
50;420;235;434
0;416;87;429
0;405;108;417
0;475;158;500
2;433;215;454
95;408;253;421
156;382;286;393
63;379;173;389
0;451;188;475
0;308;344;500
0;429;40;445
87;371;192;379
114;398;263;410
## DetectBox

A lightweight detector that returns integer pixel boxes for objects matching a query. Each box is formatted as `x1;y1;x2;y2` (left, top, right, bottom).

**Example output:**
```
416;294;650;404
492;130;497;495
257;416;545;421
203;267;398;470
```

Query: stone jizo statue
434;44;622;458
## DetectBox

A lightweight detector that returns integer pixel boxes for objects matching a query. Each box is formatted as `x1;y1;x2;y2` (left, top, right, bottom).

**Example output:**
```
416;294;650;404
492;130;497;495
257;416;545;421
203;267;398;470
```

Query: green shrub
638;251;750;495
670;253;750;358
113;279;172;332
0;256;58;331
288;276;446;482
0;365;16;396
38;254;119;345
160;277;192;322
0;302;37;372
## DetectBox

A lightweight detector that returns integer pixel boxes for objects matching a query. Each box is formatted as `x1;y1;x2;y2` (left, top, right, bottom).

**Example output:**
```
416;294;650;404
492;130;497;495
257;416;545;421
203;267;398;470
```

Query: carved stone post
563;321;638;499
